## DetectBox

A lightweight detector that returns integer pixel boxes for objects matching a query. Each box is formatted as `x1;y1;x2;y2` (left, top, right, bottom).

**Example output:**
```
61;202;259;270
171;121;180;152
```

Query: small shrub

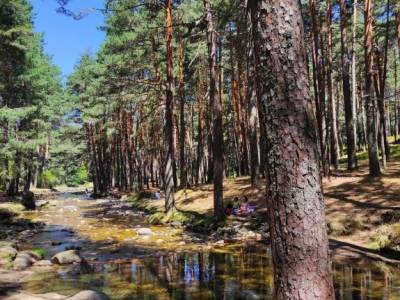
371;223;400;251
66;165;89;187
40;170;60;188
32;247;48;259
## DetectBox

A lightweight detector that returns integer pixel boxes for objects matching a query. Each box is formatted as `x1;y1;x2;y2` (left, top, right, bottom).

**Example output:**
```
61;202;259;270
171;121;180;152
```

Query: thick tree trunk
204;0;224;220
164;0;175;213
340;0;357;170
364;0;381;176
251;0;335;298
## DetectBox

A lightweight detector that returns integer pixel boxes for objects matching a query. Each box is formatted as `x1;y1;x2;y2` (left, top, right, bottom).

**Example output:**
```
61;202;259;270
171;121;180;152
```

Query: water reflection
333;262;400;300
24;246;400;300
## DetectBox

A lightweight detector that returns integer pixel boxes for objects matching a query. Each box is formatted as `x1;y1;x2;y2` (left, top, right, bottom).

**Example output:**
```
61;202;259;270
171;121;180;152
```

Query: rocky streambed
1;192;400;300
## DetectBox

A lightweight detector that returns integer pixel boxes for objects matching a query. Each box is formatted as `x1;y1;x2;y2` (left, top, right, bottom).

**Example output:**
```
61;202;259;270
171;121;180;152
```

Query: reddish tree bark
364;0;381;176
251;0;335;298
204;0;224;220
164;0;176;213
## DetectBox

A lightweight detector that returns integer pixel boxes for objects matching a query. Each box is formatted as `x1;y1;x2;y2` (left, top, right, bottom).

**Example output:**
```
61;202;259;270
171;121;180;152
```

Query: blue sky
31;0;106;78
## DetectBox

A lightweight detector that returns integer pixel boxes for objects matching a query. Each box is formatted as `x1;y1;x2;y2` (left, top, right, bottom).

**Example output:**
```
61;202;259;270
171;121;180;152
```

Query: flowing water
16;193;400;300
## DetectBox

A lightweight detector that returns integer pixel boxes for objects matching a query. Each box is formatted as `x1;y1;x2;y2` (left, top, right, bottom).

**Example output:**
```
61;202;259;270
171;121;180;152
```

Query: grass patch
327;215;363;236
338;141;400;167
371;223;400;251
127;196;159;215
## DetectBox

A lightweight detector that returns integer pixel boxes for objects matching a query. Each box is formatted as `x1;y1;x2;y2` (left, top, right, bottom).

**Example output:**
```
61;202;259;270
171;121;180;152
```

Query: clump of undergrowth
32;247;48;259
371;223;400;251
327;215;363;236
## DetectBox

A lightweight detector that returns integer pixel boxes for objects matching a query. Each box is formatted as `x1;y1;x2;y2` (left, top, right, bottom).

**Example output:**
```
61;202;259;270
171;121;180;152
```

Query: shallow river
17;193;400;300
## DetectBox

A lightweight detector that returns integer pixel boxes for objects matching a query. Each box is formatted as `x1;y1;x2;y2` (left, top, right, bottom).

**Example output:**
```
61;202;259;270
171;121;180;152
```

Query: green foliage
65;165;89;187
371;223;400;252
32;247;47;259
40;170;60;189
0;0;64;193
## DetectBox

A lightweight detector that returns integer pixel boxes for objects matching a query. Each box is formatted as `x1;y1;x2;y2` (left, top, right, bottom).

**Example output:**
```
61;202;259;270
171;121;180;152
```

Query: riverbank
1;182;400;299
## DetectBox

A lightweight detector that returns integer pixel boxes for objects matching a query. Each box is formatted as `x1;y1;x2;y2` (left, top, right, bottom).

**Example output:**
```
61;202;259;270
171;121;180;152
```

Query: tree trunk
340;0;357;170
309;0;328;176
352;0;359;153
251;0;335;298
378;0;391;161
204;0;224;221
246;8;259;186
164;0;175;213
178;40;187;188
327;0;339;169
364;0;381;176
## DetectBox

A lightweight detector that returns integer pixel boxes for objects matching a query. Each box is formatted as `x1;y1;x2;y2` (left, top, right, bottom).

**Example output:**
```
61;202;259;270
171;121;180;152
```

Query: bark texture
204;0;224;220
252;0;335;298
164;0;175;212
364;0;381;177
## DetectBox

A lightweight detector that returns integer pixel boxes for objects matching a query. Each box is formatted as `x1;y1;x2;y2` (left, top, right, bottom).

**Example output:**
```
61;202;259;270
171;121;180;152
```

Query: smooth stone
51;250;82;265
34;260;53;267
137;228;153;236
13;251;39;270
66;290;110;300
0;245;18;259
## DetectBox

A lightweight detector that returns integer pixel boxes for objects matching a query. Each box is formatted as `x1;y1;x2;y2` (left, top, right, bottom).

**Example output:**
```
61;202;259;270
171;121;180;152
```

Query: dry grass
139;144;400;250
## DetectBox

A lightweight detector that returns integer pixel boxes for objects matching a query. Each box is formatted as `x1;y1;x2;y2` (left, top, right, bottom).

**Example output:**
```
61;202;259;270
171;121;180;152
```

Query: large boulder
4;290;109;300
21;191;36;210
3;292;65;300
51;250;82;265
66;290;110;300
0;244;18;267
13;251;40;270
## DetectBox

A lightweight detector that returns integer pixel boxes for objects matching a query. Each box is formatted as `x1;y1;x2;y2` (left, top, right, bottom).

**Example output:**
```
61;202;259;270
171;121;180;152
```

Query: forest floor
133;142;400;261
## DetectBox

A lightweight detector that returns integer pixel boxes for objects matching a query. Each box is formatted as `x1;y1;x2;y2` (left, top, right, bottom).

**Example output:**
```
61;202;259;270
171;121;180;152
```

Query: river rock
13;251;39;270
66;290;110;300
21;191;36;210
51;250;82;265
4;290;109;300
34;260;53;267
0;241;17;248
136;228;153;235
3;292;65;300
0;245;18;260
171;221;182;228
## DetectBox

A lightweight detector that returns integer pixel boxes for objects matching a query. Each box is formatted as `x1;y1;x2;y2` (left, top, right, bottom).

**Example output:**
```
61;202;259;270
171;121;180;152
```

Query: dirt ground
146;144;400;252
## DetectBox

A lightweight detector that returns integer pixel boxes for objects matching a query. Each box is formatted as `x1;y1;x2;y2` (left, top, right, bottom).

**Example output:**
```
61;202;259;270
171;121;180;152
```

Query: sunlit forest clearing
3;0;400;299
